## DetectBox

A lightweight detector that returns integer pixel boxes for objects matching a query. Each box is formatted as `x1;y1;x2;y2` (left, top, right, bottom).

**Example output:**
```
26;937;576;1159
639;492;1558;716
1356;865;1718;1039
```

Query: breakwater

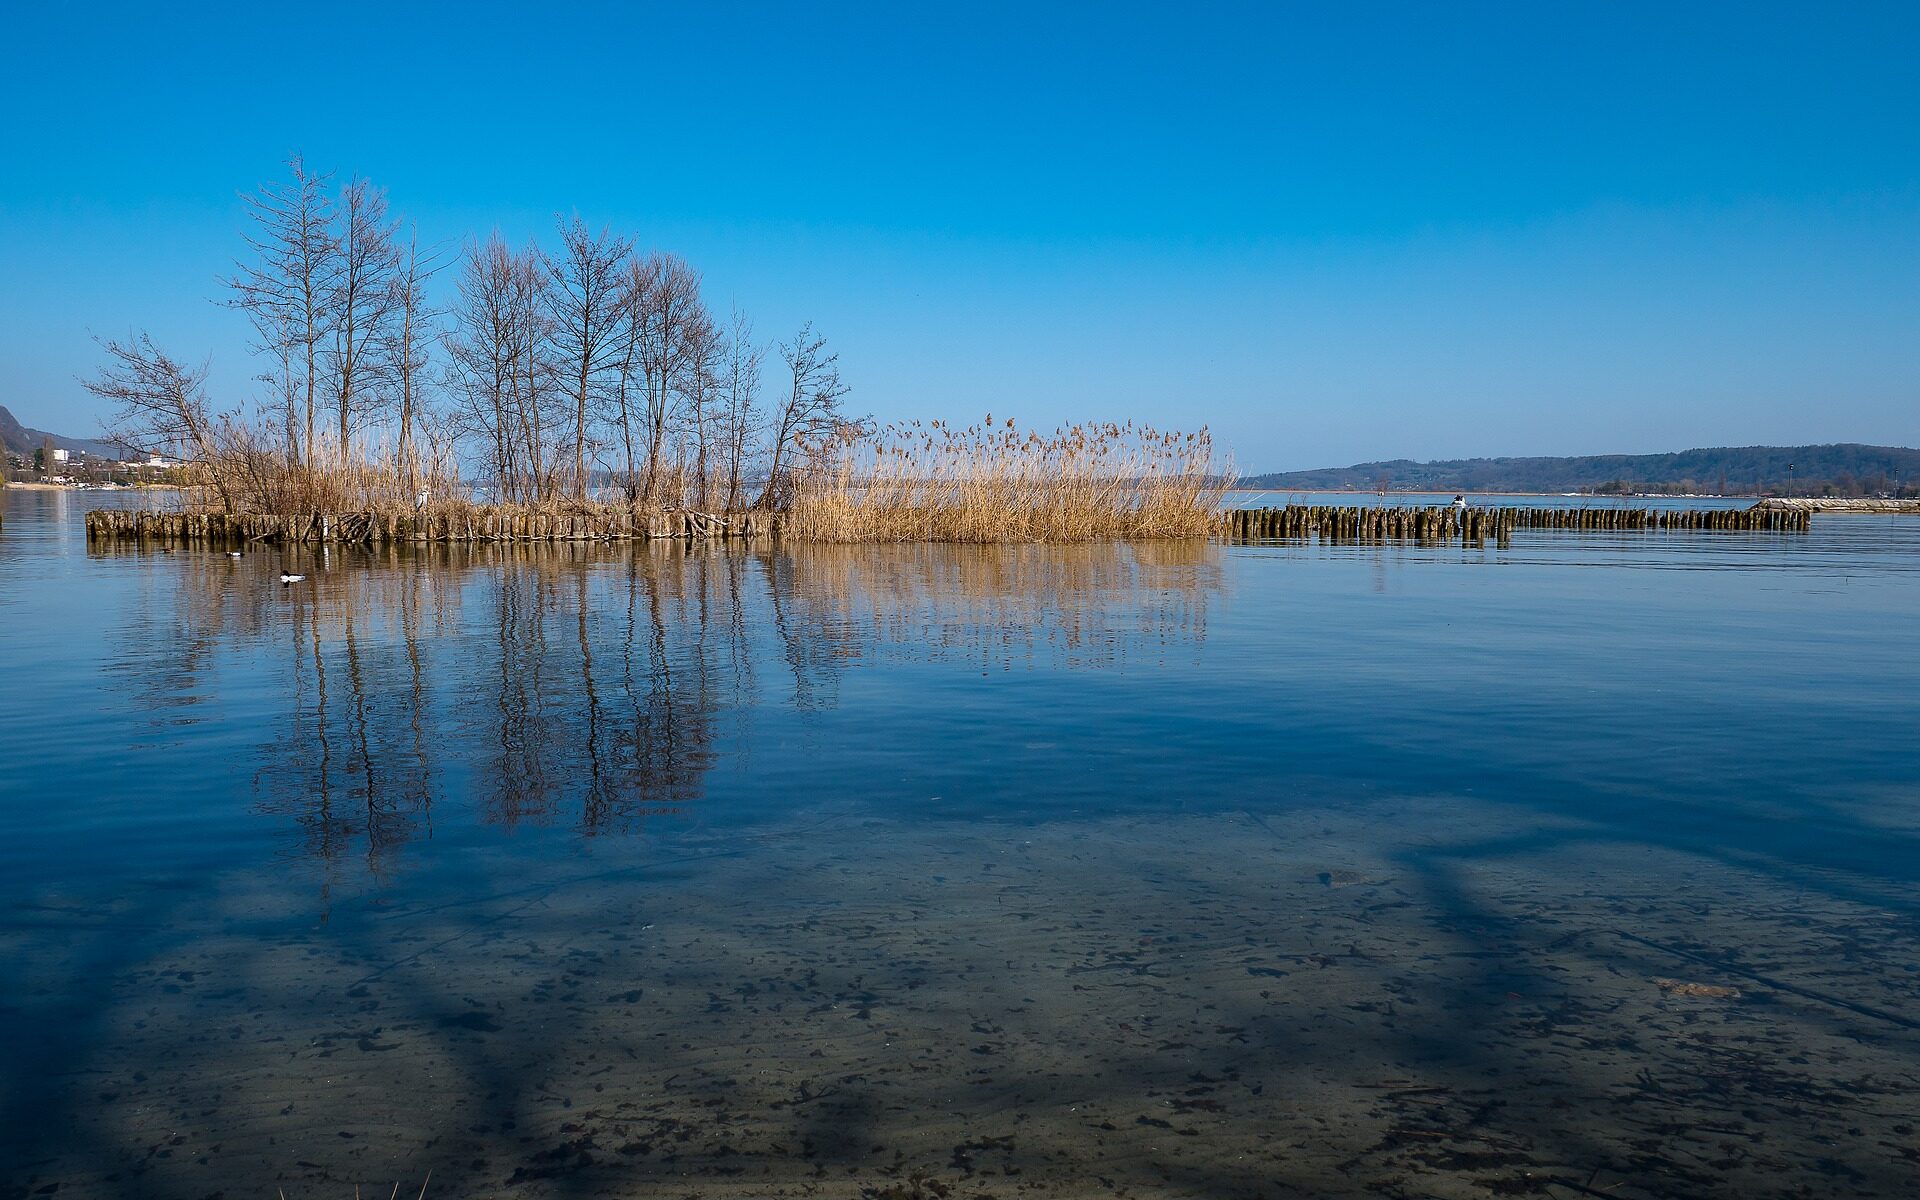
83;508;776;545
82;503;1812;547
1221;504;1809;542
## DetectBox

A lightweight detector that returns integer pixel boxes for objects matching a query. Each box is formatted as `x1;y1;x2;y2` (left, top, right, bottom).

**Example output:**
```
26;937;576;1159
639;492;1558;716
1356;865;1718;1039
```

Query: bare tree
627;252;706;507
607;255;645;501
510;243;559;501
548;216;632;500
445;236;521;501
715;307;763;512
664;306;721;510
444;234;556;503
758;322;858;509
81;333;234;511
122;164;859;518
326;176;401;461
224;157;335;468
383;226;442;496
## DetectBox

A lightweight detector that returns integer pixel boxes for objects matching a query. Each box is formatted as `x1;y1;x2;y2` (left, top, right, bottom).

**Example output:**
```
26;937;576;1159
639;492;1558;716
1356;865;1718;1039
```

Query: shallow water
2;488;1917;1199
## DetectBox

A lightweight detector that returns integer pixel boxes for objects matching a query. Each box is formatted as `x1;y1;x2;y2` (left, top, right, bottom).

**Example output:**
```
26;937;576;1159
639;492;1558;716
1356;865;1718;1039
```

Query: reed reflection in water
90;538;1222;869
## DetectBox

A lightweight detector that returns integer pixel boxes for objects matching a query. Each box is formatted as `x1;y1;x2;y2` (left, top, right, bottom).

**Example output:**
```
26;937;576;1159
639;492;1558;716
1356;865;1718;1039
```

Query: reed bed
106;417;1233;545
165;431;468;518
782;418;1231;542
156;444;739;529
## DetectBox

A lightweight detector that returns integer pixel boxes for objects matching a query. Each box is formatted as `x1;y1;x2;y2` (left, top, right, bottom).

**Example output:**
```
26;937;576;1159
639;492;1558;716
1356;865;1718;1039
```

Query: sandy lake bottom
11;794;1920;1199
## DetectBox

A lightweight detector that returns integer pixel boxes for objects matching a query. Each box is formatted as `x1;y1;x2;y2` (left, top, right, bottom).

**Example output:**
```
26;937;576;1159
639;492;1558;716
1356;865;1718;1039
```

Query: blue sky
2;1;1915;470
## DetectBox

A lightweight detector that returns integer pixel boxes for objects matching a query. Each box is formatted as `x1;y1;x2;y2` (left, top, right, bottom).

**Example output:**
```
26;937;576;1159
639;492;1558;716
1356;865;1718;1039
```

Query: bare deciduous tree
627;252;707;507
81;333;234;511
384;226;442;496
224;157;336;468
548;216;632;500
327;177;401;460
446;236;522;501
444;234;557;503
104;164;859;520
759;322;858;509
510;244;559;501
715;307;763;512
607;255;645;501
676;308;723;510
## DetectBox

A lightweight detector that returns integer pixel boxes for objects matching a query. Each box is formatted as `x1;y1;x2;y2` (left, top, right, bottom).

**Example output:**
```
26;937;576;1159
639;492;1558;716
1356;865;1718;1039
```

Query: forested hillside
0;404;126;459
1241;444;1920;497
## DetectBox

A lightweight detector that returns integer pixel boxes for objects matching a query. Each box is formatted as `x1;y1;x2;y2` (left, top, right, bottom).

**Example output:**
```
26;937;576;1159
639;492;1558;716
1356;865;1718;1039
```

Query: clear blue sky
2;1;1915;470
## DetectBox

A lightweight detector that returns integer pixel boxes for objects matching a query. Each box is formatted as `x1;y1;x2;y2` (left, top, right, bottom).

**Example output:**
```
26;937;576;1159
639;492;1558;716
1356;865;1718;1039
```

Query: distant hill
1240;444;1920;497
0;404;130;459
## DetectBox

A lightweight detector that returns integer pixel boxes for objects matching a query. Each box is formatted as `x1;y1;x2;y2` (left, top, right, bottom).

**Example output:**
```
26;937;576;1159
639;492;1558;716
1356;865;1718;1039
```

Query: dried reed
157;416;1231;545
782;417;1232;542
173;426;469;517
172;436;742;521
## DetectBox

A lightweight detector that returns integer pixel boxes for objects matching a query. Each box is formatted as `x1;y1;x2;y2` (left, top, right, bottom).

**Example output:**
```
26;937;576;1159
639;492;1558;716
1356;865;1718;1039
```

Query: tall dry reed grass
782;417;1231;542
162;415;1231;545
178;432;740;520
170;424;470;517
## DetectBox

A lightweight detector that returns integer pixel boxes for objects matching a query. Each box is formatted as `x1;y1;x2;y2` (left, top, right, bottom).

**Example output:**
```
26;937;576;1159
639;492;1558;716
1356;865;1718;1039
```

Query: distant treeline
1241;444;1920;498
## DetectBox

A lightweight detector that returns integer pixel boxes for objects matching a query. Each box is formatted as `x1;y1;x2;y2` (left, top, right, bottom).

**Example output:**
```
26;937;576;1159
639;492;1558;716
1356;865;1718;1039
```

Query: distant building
51;447;70;463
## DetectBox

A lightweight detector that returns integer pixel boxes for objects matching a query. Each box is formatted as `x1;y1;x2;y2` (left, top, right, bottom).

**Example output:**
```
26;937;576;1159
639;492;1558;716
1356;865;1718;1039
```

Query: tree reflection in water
103;539;1220;868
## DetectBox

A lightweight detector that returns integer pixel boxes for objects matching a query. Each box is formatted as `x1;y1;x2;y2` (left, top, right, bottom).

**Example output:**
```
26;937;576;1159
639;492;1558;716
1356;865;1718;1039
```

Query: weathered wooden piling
83;508;783;546
84;501;1814;547
1218;503;1810;543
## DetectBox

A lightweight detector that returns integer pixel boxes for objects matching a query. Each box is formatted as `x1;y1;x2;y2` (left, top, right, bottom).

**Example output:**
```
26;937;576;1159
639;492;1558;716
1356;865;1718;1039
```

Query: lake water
3;487;1917;1199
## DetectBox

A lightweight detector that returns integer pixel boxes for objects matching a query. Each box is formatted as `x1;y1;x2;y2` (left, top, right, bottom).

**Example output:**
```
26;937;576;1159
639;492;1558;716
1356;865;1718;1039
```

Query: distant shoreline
1240;488;1920;513
1235;445;1920;498
1753;497;1920;514
1232;487;1746;499
5;481;181;492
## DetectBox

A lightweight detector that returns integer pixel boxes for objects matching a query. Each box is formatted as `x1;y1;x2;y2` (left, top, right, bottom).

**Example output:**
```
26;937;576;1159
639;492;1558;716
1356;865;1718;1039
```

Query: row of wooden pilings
1499;505;1808;531
83;508;781;546
1219;504;1810;542
80;504;1814;546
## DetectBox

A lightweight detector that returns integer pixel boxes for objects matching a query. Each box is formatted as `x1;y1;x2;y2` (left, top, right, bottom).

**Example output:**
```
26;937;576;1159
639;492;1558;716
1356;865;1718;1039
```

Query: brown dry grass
170;426;470;517
783;417;1231;542
161;416;1231;544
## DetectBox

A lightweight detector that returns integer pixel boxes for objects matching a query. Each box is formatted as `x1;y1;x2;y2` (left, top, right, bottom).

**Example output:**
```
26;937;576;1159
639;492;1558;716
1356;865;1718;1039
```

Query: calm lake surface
3;487;1917;1199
